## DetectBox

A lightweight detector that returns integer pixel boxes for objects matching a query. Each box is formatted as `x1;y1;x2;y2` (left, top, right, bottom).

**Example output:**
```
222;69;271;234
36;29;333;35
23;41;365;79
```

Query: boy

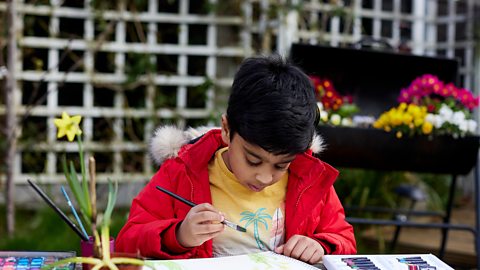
116;54;356;264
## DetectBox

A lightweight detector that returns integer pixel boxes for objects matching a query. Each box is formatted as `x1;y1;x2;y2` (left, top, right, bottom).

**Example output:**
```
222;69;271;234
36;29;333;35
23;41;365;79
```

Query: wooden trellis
0;0;477;187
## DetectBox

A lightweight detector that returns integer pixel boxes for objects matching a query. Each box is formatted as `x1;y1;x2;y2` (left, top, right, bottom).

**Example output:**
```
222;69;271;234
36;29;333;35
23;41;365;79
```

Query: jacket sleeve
313;186;357;255
115;162;197;259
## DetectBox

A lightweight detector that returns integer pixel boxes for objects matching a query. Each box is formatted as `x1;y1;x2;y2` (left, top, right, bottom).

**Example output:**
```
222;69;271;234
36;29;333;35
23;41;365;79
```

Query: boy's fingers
281;238;298;257
290;244;307;259
193;211;223;223
309;250;323;264
195;203;219;213
299;247;315;263
275;245;284;254
199;229;224;241
196;223;225;234
218;212;226;222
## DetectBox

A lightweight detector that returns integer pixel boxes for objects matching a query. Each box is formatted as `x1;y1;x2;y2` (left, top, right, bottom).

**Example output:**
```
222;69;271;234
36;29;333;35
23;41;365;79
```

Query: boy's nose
256;173;273;185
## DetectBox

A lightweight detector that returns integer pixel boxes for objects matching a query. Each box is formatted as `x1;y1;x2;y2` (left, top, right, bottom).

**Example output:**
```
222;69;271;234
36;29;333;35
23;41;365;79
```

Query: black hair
226;54;319;155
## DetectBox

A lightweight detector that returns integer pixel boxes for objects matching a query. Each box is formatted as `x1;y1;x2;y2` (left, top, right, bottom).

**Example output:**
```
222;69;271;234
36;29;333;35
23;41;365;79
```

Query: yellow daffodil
54;112;83;141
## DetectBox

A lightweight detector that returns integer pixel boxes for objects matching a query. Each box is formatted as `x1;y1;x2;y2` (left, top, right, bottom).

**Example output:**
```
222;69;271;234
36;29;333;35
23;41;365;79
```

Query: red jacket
116;128;356;258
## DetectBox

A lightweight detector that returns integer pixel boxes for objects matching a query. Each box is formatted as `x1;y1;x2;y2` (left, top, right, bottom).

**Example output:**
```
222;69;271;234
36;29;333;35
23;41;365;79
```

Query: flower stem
77;135;93;218
101;225;111;261
93;229;102;259
89;156;98;242
41;257;103;269
111;258;149;267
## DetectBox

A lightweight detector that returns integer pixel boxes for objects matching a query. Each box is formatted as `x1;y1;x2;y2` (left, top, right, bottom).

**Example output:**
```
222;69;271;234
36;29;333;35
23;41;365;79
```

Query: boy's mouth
248;184;263;192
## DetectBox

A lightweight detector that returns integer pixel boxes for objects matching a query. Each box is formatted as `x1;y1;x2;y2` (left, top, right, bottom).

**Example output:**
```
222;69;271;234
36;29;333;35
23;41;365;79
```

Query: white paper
144;251;319;270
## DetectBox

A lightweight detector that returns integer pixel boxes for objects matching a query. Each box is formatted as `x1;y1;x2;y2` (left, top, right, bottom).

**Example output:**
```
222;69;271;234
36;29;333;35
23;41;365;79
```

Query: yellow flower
374;103;432;138
414;118;424;127
402;114;413;125
390;112;403;126
407;104;417;114
330;114;341;126
54;112;83;141
373;121;382;129
422;121;433;134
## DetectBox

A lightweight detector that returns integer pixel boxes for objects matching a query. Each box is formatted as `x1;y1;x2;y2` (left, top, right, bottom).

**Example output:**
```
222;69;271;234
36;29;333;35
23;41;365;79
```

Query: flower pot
80;237;143;269
80;236;115;270
316;126;479;174
81;236;115;258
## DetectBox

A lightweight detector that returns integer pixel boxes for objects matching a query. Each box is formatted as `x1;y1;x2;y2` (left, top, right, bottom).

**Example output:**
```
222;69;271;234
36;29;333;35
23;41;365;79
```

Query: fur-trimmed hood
149;126;325;166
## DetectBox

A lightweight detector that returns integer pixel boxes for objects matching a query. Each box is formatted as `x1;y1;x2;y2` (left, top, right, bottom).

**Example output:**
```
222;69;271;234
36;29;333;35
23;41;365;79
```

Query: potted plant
45;112;151;270
310;75;359;126
316;74;480;174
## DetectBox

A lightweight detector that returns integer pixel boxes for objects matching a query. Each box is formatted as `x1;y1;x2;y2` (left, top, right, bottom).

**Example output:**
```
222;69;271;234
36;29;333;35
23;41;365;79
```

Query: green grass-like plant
47;112;150;270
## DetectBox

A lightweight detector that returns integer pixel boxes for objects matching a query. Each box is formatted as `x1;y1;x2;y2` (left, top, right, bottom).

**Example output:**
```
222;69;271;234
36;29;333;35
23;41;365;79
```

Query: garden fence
0;0;476;193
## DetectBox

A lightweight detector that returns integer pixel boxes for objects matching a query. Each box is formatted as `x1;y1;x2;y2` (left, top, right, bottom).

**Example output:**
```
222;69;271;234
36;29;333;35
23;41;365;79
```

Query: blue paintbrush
27;179;89;241
61;185;89;240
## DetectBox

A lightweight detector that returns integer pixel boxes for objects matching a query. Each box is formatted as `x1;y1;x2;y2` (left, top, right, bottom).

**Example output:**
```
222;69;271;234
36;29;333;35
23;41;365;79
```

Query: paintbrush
27;179;90;241
156;185;247;233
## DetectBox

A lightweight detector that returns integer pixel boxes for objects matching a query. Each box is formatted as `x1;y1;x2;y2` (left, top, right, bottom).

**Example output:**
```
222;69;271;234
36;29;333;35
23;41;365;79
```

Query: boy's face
221;116;296;192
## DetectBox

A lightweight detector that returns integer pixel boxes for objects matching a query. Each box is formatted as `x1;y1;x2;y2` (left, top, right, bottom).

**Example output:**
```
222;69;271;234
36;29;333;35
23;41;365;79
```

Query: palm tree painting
240;208;272;250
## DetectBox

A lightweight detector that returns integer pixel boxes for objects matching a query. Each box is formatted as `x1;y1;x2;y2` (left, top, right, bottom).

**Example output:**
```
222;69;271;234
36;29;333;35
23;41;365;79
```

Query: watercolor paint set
323;254;453;270
0;251;76;270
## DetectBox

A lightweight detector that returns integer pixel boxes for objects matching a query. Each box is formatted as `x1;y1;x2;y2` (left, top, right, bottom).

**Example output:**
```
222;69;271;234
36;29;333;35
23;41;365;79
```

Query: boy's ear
221;115;230;145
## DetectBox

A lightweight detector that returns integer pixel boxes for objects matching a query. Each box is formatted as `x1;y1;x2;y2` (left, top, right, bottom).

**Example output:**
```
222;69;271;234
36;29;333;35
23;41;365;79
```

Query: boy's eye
275;165;288;171
246;159;261;166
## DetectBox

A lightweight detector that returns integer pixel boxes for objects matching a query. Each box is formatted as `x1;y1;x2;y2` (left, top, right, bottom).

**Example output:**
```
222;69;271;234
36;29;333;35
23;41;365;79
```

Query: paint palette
396;256;438;270
340;257;380;270
338;256;436;270
323;254;454;270
0;251;76;270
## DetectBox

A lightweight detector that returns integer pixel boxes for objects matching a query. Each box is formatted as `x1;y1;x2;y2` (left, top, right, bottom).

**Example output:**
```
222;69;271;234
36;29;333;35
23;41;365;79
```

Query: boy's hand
274;235;325;264
176;203;225;248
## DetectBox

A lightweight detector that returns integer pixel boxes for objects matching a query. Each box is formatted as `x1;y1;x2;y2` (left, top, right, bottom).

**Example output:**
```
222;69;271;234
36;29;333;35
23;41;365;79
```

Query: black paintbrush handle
156;186;196;207
155;185;247;233
27;179;89;241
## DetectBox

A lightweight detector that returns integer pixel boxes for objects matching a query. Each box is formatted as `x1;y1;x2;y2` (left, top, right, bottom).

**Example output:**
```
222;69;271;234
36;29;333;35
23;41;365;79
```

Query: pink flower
398;89;410;103
397;74;479;112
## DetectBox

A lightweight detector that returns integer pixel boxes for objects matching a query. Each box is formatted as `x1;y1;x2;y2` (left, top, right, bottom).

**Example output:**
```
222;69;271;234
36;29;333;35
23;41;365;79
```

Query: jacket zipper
295;182;314;209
